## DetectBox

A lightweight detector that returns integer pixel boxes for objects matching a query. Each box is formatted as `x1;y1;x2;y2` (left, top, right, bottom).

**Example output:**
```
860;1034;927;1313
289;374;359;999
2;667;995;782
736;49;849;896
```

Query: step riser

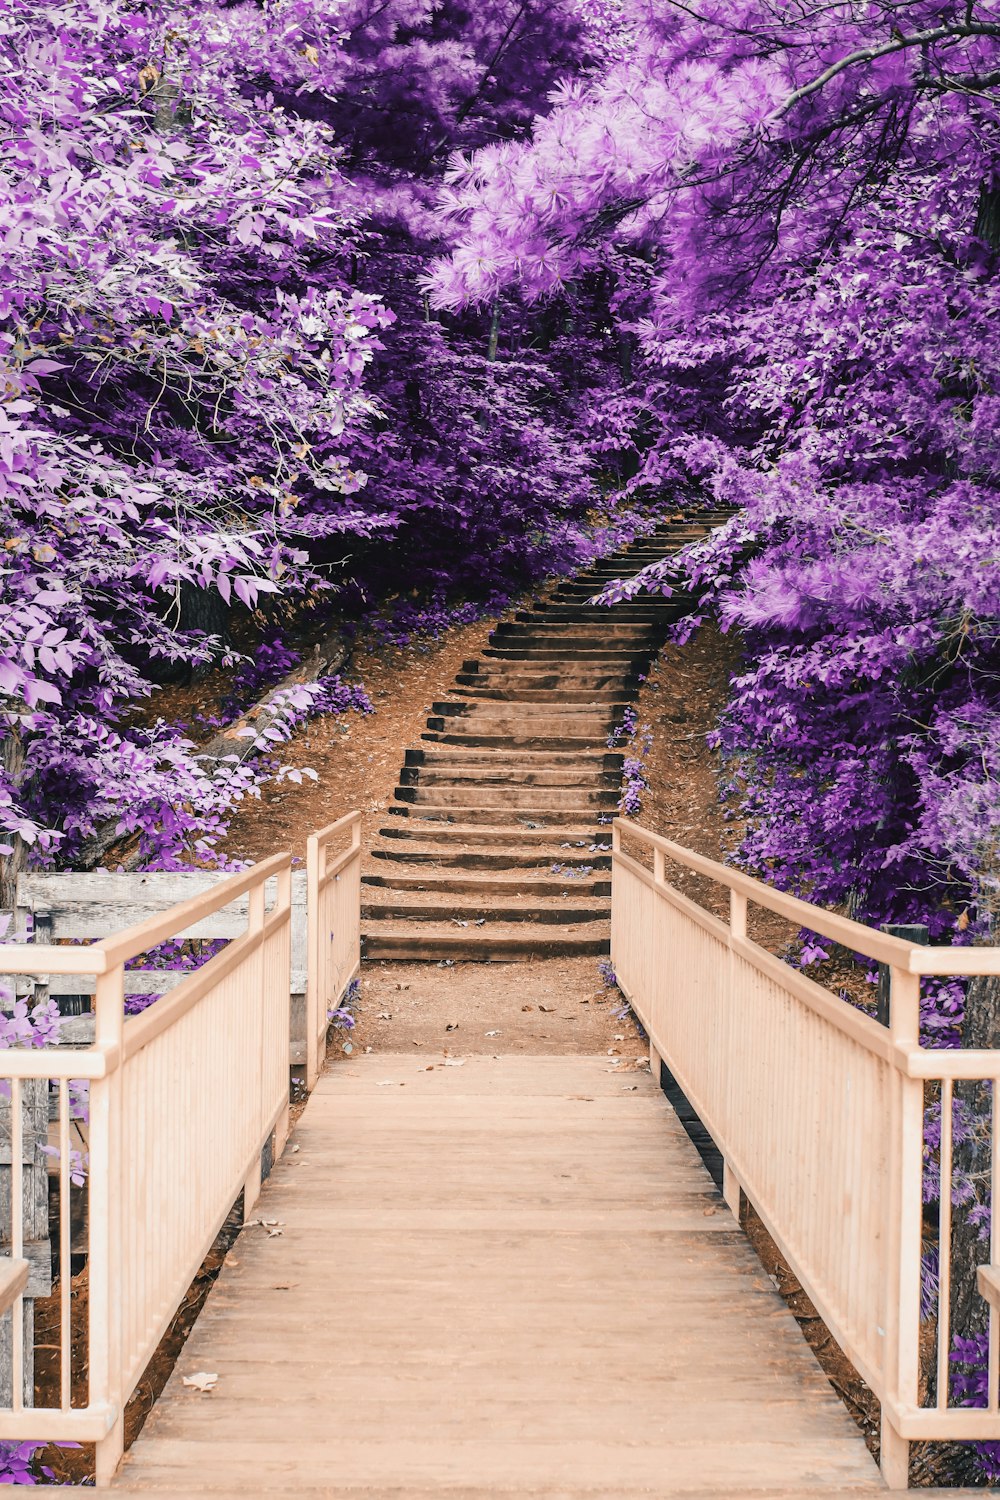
458;670;636;689
433;699;627;717
456;688;631;703
377;825;610;847
362;874;612;896
491;628;658;644
372;850;612;869
405;748;624;769
422;733;613;749
361;876;611;894
482;648;652;661
394;788;618;809
387;806;612;827
362;934;611;960
427;720;615;740
400;769;617;788
363;904;608;925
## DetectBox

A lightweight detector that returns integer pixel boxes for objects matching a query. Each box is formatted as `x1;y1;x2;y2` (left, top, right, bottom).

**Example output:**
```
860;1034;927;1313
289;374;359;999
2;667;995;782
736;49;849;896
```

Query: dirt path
343;958;645;1060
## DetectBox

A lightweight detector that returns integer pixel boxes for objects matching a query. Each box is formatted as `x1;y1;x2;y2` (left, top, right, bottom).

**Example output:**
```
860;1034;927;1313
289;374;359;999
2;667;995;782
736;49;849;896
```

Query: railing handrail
615;818;1000;977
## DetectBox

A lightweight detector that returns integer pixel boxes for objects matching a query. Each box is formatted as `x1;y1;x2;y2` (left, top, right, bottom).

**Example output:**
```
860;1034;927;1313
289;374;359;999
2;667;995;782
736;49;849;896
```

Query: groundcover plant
3;0;1000;1481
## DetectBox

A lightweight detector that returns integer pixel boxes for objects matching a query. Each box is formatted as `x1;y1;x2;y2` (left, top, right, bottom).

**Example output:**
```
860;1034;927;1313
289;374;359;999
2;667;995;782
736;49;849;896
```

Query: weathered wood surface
9;871;310;1061
110;1055;883;1497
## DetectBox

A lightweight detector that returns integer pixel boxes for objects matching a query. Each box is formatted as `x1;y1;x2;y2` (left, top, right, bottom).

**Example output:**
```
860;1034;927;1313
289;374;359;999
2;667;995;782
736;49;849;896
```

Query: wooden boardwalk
103;1054;886;1497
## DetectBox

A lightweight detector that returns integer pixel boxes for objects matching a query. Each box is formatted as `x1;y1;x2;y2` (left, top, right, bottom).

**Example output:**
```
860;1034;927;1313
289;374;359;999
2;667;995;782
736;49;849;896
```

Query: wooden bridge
0;820;998;1492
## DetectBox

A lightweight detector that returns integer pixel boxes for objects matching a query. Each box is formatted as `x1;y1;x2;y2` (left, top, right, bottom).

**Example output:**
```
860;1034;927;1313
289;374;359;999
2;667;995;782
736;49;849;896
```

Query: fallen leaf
182;1371;218;1393
445;1022;459;1031
538;1004;555;1012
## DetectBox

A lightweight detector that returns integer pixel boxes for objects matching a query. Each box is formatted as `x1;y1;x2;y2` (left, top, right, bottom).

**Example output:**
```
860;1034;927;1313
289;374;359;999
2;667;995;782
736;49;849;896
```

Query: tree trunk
0;720;26;912
975;180;1000;252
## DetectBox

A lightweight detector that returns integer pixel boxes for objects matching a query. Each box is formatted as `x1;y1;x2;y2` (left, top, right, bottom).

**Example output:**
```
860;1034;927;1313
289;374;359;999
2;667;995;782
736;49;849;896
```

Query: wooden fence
0;825;361;1483
611;817;1000;1489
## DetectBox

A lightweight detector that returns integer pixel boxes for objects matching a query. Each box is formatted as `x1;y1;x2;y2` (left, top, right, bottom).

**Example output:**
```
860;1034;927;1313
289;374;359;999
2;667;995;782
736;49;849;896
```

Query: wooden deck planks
110;1055;883;1496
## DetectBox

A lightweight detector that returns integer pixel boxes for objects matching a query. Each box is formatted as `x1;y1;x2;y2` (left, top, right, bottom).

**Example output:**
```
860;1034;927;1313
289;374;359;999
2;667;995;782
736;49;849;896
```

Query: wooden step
386;805;611;827
393;786;618;810
376;824;610;849
361;513;733;964
406;747;624;769
371;852;611;876
362;923;611;960
361;872;612;896
400;766;617;788
362;897;609;925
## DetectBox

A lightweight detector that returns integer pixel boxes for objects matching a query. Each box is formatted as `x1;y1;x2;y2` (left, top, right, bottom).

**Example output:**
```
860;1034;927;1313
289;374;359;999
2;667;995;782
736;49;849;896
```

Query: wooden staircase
361;513;733;962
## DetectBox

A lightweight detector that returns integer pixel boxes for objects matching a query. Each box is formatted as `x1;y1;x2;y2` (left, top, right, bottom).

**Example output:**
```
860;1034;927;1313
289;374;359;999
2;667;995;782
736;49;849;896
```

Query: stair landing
108;1056;882;1497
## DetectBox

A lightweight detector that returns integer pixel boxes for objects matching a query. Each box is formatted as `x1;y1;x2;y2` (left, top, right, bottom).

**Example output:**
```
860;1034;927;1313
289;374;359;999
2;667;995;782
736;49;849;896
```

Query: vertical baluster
937;1077;953;1409
990;1087;1000;1413
91;961;125;1486
10;1077;23;1413
880;964;921;1489
305;833;323;1092
58;1077;71;1410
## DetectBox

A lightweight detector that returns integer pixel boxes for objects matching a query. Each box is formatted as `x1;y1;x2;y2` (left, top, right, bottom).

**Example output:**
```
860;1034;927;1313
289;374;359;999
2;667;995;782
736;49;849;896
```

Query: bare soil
220;612;520;865
339;957;643;1061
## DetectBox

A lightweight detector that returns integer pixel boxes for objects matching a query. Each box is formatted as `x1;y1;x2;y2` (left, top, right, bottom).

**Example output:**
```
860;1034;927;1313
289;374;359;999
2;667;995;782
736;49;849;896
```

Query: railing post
273;864;292;1161
721;889;748;1218
305;832;325;1093
881;964;922;1489
91;963;124;1486
245;880;266;1221
876;925;928;1027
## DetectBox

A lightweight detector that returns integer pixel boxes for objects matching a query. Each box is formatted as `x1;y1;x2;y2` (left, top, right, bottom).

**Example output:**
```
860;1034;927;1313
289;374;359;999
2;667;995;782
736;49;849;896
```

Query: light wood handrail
614;819;1000;974
0;1259;29;1320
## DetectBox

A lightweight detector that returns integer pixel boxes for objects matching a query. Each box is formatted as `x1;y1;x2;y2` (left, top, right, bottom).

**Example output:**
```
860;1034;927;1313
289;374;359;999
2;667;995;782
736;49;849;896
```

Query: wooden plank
112;1055;881;1496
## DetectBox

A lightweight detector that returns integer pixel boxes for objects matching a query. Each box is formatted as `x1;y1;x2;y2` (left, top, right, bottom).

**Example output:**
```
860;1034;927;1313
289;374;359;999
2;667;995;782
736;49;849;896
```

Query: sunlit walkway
108;1055;880;1498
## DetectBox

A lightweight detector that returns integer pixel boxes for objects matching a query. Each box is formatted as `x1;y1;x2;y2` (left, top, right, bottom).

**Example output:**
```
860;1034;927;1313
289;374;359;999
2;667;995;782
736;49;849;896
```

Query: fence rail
306;811;362;1090
0;818;361;1484
611;818;1000;1490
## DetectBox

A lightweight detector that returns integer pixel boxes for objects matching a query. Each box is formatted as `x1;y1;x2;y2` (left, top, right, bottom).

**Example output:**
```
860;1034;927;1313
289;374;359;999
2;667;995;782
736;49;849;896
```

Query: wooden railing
0;833;362;1484
306;811;362;1090
612;818;1000;1490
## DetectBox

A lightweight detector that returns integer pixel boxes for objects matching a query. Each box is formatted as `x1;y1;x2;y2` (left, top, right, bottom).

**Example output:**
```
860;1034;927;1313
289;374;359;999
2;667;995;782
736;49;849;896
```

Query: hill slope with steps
362;513;734;962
